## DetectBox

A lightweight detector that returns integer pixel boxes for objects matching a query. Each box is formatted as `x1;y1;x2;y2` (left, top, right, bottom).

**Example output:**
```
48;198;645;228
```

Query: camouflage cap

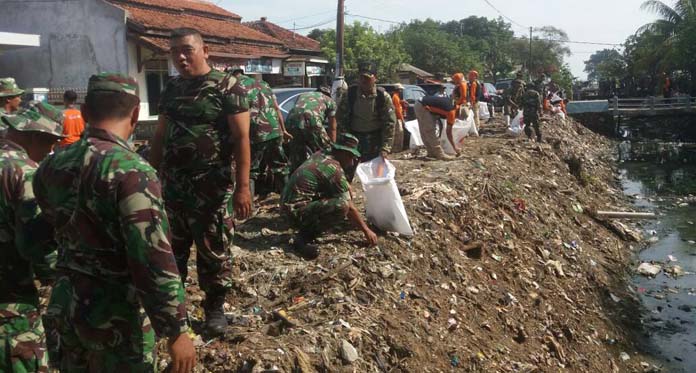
331;133;360;158
88;72;138;97
0;77;24;98
27;101;64;124
1;108;66;138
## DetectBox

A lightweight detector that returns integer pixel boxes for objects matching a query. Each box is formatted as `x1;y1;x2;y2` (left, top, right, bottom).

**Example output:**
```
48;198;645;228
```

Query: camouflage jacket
287;92;336;126
33;128;187;338
336;86;396;153
238;75;282;144
158;69;249;177
282;151;351;207
505;82;526;108
0;139;56;309
522;89;542;115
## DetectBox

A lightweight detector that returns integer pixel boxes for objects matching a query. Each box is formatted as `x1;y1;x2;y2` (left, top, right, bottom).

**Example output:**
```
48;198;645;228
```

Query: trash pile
166;115;661;372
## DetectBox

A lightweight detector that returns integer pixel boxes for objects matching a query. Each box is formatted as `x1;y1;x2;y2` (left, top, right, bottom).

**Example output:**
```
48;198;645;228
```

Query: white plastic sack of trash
478;102;490;120
356;157;414;236
404;120;423;149
439;114;478;155
507;112;524;136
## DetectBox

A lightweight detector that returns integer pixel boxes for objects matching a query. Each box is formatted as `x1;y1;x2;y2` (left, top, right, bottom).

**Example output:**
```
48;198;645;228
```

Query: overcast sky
222;0;659;80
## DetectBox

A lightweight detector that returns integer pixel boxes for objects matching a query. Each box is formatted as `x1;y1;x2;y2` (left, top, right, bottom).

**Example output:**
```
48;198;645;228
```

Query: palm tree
639;0;696;41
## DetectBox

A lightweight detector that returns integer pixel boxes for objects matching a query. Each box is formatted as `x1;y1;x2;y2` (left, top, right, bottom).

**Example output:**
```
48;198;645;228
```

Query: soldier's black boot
292;231;319;260
203;294;228;337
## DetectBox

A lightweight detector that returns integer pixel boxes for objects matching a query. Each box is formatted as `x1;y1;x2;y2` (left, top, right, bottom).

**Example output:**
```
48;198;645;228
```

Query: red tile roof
245;19;321;53
108;0;241;20
115;3;282;46
134;35;289;59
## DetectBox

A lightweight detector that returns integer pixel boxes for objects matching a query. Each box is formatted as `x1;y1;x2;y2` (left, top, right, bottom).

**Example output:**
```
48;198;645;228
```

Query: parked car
273;87;316;121
495;79;513;92
378;84;427;122
483;82;504;108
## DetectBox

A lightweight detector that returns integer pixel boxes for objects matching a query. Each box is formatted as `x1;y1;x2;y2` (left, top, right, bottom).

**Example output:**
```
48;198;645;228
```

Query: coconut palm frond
674;0;696;18
641;0;683;23
636;19;678;37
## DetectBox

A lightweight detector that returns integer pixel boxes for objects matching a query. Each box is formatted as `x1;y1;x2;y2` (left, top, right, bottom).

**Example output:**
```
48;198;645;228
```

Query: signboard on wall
284;61;305;76
306;65;325;77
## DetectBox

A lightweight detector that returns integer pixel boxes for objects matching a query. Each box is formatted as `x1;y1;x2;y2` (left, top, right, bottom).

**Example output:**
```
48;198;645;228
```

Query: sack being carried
404;119;424;149
356;157;413;236
422;96;454;112
507;112;524;137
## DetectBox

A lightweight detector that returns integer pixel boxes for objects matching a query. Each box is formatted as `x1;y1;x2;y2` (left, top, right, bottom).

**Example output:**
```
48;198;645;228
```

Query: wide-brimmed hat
394;83;405;90
331;133;361;158
1;108;66;138
0;77;24;98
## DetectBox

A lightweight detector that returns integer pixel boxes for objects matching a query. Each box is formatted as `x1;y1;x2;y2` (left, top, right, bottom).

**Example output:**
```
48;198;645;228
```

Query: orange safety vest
60;108;85;147
392;93;404;121
453;82;467;107
424;105;457;126
468;80;480;104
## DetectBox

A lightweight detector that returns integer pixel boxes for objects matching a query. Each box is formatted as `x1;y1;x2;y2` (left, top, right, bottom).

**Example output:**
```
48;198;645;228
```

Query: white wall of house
127;41;151;120
0;0;129;90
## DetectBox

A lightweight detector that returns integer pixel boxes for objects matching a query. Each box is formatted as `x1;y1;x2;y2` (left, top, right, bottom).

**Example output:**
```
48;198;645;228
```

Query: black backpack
346;85;388;127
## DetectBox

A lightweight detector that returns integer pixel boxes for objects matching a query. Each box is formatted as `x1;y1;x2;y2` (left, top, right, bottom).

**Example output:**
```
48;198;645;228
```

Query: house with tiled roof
246;17;329;87
0;0;329;121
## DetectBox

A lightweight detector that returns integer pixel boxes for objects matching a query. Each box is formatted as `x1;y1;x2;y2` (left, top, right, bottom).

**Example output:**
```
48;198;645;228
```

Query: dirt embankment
173;116;659;372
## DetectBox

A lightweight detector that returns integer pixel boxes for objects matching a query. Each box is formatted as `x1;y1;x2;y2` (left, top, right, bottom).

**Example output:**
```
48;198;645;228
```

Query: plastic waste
356;157;414;236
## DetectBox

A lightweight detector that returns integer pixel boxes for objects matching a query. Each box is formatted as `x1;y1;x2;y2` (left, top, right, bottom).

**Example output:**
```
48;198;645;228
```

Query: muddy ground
164;116;662;372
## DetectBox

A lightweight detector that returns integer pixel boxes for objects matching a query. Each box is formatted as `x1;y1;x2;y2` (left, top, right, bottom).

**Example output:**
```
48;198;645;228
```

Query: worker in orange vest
448;72;468;154
391;84;406;152
467;70;484;129
59;90;86;147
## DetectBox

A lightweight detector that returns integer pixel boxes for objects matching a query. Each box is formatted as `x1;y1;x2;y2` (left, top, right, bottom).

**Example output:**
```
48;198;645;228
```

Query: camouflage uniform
238;75;288;195
281;151;352;238
336;65;396;161
0;109;64;372
286;91;336;172
504;79;525;117
33;73;188;371
522;89;543;141
1;78;26;132
157;69;248;300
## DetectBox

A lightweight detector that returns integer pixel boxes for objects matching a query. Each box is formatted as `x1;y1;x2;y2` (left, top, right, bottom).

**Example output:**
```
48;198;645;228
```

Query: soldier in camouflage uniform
522;87;543;142
281;133;378;259
33;73;196;372
237;74;290;197
336;62;397;162
504;72;526;119
149;28;251;336
285;87;337;172
0;78;24;116
0;108;64;373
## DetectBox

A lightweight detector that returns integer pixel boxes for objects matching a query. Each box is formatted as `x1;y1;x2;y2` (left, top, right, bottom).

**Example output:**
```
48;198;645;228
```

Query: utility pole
332;0;345;101
528;26;533;79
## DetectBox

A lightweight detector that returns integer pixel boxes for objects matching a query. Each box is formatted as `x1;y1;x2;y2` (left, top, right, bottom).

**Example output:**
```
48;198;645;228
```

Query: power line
292;17;337;31
346;13;401;24
274;10;335;25
480;0;527;29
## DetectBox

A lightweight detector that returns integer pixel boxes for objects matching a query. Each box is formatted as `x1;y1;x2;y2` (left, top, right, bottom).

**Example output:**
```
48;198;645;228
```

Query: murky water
618;140;696;372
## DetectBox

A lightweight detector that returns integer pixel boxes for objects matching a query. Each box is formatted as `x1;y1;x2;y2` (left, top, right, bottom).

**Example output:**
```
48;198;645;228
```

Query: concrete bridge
567;96;696;138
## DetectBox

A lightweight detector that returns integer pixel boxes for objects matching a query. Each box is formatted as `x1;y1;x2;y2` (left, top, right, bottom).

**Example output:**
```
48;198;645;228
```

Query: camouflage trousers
353;130;383;162
286;112;331;173
250;137;289;195
163;169;235;298
46;275;156;372
283;193;350;239
0;304;48;372
523;112;541;140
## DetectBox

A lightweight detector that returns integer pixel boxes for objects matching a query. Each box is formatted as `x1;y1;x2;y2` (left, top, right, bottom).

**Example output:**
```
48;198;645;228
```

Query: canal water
618;140;696;372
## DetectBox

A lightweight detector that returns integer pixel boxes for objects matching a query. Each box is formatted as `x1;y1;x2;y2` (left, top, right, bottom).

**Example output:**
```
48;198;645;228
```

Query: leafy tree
307;28;328;41
318;22;409;82
584;49;626;81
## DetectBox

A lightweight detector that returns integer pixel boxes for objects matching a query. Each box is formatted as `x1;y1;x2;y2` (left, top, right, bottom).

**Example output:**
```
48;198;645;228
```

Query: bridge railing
610;96;696;114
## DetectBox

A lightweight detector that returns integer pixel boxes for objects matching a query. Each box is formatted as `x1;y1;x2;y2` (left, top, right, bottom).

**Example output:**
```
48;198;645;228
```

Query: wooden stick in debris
595;211;656;219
